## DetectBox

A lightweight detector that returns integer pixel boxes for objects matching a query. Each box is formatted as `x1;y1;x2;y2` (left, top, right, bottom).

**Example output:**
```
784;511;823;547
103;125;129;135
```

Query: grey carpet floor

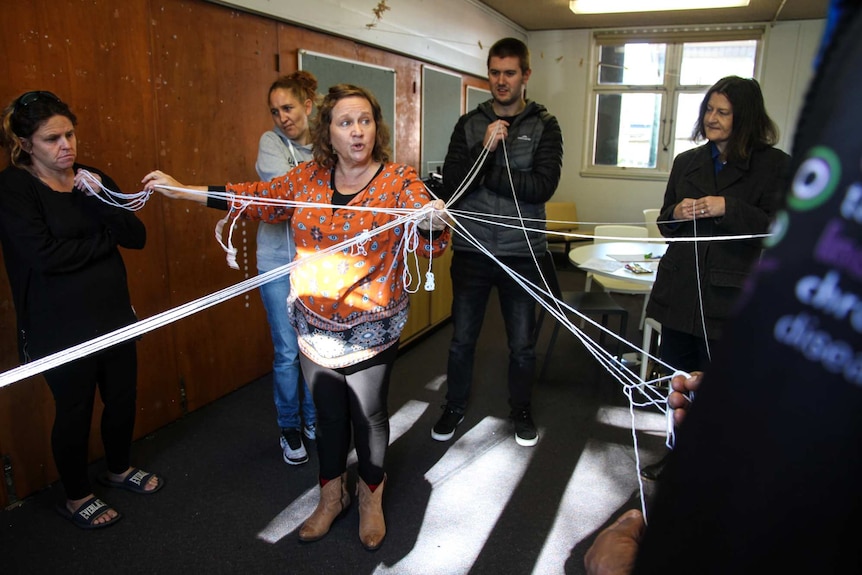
0;257;668;575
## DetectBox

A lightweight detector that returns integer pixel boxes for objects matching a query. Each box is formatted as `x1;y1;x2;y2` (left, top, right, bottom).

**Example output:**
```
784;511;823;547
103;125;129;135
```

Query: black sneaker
511;408;538;446
280;428;309;465
431;405;464;441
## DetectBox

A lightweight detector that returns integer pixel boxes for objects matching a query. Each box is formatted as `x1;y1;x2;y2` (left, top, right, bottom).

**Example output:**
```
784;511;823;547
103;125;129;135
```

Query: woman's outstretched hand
142;170;206;203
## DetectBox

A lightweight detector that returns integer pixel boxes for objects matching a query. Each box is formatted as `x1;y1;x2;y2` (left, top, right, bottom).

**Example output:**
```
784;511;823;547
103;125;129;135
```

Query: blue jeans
259;272;316;430
445;251;538;412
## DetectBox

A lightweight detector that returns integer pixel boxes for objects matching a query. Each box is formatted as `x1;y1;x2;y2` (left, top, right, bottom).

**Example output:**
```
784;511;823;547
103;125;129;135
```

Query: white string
4;158;754;521
691;202;713;362
0;198;446;389
76;169;153;211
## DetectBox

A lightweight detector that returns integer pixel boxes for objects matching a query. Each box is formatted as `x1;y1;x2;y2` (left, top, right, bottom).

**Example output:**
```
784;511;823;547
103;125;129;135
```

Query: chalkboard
466;85;491;114
299;50;397;160
421;66;462;178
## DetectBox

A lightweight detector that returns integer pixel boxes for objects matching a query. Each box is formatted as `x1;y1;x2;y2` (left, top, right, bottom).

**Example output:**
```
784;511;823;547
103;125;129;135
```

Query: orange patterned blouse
226;161;450;368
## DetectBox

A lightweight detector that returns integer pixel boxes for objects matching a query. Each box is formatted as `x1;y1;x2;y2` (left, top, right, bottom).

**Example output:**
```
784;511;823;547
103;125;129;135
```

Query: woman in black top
0;91;162;529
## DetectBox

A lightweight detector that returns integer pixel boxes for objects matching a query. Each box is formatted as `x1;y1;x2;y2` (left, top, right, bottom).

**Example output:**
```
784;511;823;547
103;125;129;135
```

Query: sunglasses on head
15;91;62;111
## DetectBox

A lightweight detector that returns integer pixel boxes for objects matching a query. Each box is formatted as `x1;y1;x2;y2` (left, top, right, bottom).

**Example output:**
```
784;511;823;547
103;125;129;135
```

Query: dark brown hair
692;76;779;162
0;91;77;168
311;84;391;169
487;37;531;73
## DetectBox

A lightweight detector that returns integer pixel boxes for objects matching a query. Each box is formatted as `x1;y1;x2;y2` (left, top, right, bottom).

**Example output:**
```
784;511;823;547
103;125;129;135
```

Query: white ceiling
475;0;829;31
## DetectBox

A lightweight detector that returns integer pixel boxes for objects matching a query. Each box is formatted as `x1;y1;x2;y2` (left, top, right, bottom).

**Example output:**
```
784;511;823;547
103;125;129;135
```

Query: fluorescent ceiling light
570;0;750;14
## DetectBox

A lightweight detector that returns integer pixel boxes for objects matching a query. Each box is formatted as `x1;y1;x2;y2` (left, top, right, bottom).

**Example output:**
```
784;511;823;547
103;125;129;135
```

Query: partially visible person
585;371;701;575
255;71;319;466
0;91;163;530
142;84;450;550
584;509;645;575
433;37;563;447
587;2;862;571
640;75;790;480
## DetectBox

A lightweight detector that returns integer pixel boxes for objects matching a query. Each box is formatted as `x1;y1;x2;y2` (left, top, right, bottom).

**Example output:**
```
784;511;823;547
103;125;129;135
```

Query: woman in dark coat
647;76;791;374
640;77;790;480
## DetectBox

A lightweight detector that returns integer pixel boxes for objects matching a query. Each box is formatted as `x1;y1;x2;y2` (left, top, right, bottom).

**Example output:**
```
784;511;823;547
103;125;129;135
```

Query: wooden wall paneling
0;0;181;505
0;0;476;506
149;1;280;411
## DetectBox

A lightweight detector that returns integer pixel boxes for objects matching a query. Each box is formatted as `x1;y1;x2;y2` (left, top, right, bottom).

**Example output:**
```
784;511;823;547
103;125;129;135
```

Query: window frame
581;26;765;181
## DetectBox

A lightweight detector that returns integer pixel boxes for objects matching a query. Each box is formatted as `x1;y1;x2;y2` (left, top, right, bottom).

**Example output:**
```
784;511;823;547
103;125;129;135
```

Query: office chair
535;250;628;382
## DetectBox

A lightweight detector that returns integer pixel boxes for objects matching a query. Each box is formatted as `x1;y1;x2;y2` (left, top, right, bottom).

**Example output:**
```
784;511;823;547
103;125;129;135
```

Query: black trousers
43;342;138;500
300;343;398;486
445;251;537;412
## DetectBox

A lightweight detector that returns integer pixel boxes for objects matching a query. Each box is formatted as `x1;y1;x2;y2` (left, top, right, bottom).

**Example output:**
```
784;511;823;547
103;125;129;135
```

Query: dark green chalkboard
421;66;462;178
466;85;491;114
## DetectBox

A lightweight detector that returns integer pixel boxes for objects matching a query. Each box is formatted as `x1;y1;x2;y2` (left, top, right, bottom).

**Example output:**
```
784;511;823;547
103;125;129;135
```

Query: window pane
679;40;757;85
673;92;705;158
598;43;666;85
594;92;662;168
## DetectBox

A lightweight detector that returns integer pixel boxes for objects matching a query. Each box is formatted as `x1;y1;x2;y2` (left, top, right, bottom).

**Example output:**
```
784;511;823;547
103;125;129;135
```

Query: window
585;28;763;179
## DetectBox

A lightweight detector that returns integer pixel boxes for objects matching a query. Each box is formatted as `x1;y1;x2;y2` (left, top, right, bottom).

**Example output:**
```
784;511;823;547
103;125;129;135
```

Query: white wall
527;20;826;226
209;0;524;77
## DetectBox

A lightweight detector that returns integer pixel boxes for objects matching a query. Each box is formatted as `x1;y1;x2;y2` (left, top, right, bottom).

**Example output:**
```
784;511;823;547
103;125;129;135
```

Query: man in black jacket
431;37;563;447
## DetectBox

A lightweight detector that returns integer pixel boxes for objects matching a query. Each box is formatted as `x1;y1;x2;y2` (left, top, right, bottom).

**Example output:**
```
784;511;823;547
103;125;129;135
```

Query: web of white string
4;149;764;521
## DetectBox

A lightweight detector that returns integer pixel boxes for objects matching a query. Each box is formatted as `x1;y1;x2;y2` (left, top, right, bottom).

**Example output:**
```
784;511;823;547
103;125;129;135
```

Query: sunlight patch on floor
595;405;667;435
423;373;447;392
532;439;642;575
374;416;537;575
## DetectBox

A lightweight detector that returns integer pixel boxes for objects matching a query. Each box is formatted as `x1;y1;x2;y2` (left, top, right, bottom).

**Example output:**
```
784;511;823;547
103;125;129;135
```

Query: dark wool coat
645;143;791;340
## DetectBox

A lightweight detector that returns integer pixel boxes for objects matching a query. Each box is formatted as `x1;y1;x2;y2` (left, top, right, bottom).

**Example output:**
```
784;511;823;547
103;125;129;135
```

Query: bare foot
67;495;119;526
108;467;161;492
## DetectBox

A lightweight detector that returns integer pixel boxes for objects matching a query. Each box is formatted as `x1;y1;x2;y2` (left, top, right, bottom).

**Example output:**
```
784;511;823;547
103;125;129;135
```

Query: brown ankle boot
298;472;350;542
357;474;386;551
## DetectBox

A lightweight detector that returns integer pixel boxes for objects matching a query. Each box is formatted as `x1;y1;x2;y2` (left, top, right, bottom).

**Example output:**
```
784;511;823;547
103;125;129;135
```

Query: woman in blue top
255;71;319;466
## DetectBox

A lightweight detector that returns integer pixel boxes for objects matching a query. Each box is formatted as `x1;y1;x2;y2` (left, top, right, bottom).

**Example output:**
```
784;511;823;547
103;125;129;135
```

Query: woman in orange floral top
144;84;449;551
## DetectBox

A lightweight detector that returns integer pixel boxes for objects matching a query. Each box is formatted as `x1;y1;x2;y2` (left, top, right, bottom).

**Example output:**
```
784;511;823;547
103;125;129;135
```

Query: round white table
569;241;668;379
568;241;668;285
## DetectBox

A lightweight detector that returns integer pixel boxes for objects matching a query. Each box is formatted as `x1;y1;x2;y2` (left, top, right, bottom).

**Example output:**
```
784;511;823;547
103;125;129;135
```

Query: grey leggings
299;343;397;486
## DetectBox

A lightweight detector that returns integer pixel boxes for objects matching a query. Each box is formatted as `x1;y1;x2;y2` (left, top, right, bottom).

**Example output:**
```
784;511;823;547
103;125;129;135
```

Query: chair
545;201;580;254
535;251;628;382
643;208;662;239
587;225;652;329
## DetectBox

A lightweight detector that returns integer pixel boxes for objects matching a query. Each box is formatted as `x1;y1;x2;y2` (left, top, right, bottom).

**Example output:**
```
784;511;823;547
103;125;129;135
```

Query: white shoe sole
431;415;463;441
515;433;538;447
280;437;309;465
283;453;309;465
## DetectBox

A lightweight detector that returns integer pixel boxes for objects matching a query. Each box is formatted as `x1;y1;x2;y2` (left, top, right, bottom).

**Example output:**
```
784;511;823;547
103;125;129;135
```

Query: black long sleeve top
0;164;145;360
